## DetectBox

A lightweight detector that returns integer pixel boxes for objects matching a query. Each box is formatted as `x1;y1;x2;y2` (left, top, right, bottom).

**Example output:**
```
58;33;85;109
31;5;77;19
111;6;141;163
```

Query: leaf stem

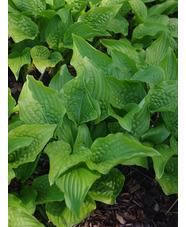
37;205;48;223
38;71;45;81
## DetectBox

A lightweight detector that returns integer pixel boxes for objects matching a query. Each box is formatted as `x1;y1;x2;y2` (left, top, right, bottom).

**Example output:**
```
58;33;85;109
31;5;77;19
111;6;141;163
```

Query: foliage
8;0;178;226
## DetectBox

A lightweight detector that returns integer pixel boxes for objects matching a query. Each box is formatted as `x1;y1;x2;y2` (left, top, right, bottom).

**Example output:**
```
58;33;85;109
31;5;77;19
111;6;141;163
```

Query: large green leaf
129;0;147;23
8;194;44;227
31;46;62;73
148;1;178;16
146;33;172;66
101;38;146;69
14;154;40;182
73;124;93;150
49;65;74;92
45;8;72;50
86;133;159;174
130;97;150;139
132;66;165;85
63;22;110;48
8;137;33;154
111;50;138;78
106;76;146;109
8;47;31;80
146;14;169;25
168;18;178;38
78;5;121;31
156;157;178;195
121;157;148;169
71;35;113;75
170;136;178;155
109;104;141;132
44;140;72;184
8;164;15;185
8;88;16;118
46;196;96;227
65;0;89;16
152;144;175;179
147;81;178;113
158;48;178;81
8;14;38;43
107;14;129;36
60;73;98;125
18;186;37;215
12;0;46;18
80;57;111;122
162;108;178;134
89;168;124;204
18;76;65;125
132;22;169;41
32;175;64;204
141;124;170;144
46;0;65;9
56;115;78;146
56;164;100;217
45;141;92;185
8;124;56;168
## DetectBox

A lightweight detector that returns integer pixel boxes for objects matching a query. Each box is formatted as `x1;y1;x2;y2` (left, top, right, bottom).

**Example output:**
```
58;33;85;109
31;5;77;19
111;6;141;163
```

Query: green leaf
109;104;141;132
32;175;64;204
148;1;178;16
60;73;98;125
129;0;147;23
147;81;178;113
130;97;150;139
89;168;124;204
106;76;146;109
158;48;178;81
132;66;165;85
65;0;89;16
71;35;113;75
8;47;31;80
31;46;62;73
46;0;65;9
8;13;38;43
86;133;159;174
152;144;175;179
80;57;111;122
74;124;93;150
14;154;40;182
8;194;44;227
56;164;100;217
8;137;33;154
101;38;146;69
18;76;65;125
107;13;129;36
111;50;139;78
90;121;108;141
146;15;169;25
45;141;92;185
78;5;121;31
19;186;37;215
168;18;178;38
170;136;178;155
8;88;16;118
132;22;169;41
162;108;178;134
121;157;148;169
46;196;96;227
63;22;110;48
156;157;178;195
146;33;172;66
8;164;15;185
49;65;74;92
44;140;72;184
8;124;56;168
141;124;170;144
12;0;46;18
56;115;78;147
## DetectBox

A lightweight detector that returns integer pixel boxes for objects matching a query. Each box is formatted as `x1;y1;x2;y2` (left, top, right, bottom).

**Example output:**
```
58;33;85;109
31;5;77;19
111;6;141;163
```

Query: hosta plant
8;0;178;226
